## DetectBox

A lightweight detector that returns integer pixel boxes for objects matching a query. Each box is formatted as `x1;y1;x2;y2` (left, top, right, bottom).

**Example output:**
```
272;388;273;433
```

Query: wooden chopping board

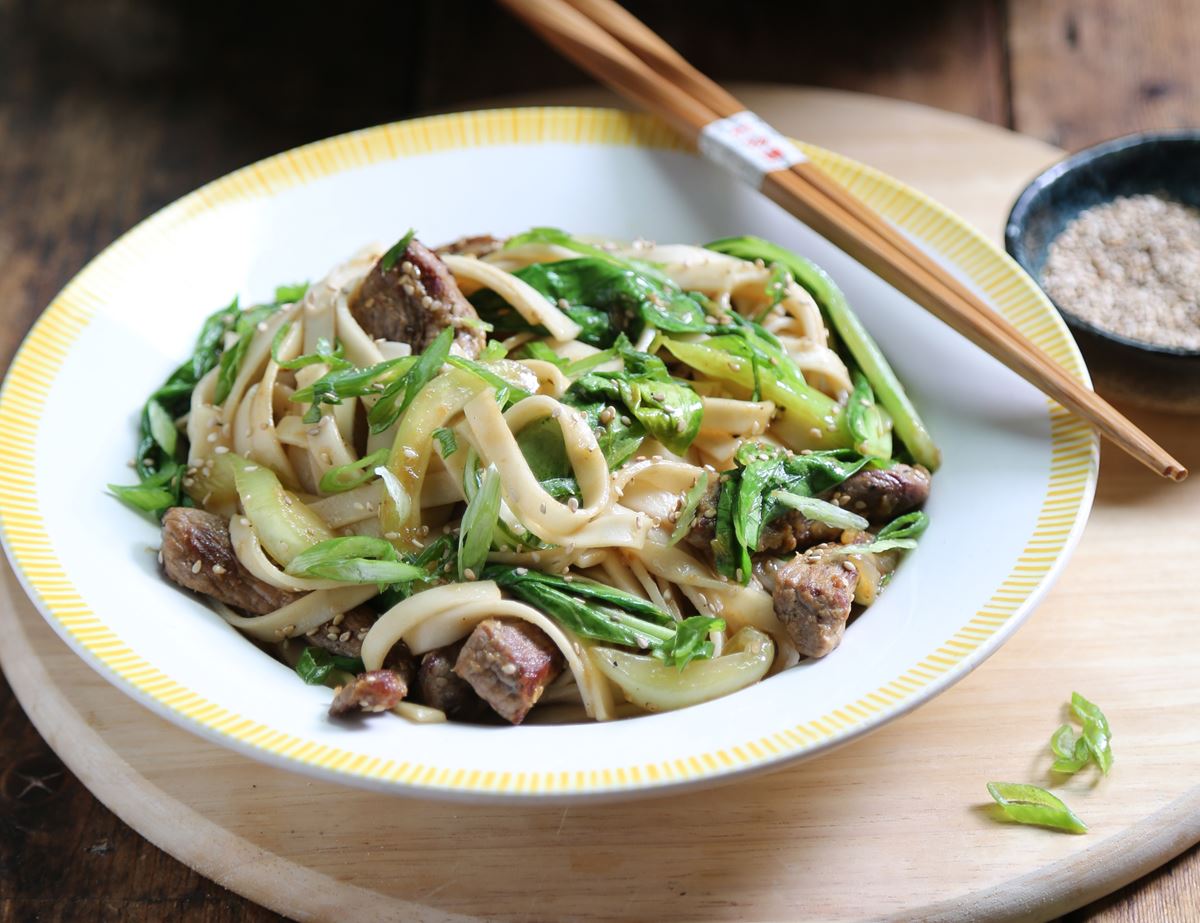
1;86;1197;923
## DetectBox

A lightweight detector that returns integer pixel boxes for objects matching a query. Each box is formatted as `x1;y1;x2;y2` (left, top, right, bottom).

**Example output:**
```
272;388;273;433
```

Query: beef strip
453;619;564;724
161;507;300;615
827;463;931;521
350;237;485;357
328;669;408;717
772;544;861;658
435;234;505;260
417;641;485;719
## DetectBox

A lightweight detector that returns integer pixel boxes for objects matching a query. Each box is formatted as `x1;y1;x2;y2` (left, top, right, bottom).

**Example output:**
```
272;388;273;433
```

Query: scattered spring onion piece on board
1071;691;1114;775
986;782;1088;834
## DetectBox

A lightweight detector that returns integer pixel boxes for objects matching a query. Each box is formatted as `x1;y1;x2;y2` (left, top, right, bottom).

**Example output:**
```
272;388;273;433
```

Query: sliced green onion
563;347;618;378
458;463;502;580
368;325;454;433
446;355;532;406
107;482;178;517
771;490;869;531
274;282;309;304
433;427;458;458
1072;692;1114;775
380;228;415;272
318;448;389;494
285;536;425;584
668;471;710;546
986;782;1087;834
146;400;177;456
1049;723;1091;774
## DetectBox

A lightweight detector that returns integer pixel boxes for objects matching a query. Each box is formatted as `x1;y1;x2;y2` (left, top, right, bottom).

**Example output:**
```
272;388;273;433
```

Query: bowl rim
0;106;1099;802
1005;129;1200;359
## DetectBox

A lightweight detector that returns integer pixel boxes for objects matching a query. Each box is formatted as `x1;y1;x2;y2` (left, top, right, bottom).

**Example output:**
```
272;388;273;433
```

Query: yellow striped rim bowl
0;108;1097;802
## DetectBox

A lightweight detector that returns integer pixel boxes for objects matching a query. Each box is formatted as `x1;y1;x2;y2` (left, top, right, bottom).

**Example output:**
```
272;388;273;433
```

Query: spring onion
986;782;1088;834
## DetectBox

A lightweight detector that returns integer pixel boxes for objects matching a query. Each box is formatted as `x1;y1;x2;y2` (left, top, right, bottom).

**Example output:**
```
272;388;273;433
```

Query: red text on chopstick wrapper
697;111;807;188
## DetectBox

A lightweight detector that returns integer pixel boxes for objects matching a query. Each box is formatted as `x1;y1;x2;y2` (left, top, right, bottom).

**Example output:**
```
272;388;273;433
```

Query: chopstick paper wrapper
697;111;807;188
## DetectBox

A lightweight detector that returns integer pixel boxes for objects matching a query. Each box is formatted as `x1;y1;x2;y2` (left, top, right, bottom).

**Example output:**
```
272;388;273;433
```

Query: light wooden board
1;86;1197;923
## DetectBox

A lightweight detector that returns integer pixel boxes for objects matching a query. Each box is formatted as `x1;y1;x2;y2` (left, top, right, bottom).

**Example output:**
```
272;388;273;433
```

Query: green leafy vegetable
842;369;892;460
318;448;390;494
850;510;930;554
986;782;1088;834
284;536;427;585
706;236;940;470
458;463;502;580
488;565;726;670
380;228;415;272
558;335;703;463
668;471;710;546
714;442;871;581
470;254;714;347
656;616;725;670
108;296;244;520
1071;692;1114;775
658;319;845;447
296;647;364;686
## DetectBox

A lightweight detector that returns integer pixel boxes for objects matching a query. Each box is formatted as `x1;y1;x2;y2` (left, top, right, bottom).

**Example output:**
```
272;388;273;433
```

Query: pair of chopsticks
500;0;1187;481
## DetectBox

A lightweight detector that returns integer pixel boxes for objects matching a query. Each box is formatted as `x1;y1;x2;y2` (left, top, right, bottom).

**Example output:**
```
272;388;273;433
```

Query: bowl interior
0;109;1098;801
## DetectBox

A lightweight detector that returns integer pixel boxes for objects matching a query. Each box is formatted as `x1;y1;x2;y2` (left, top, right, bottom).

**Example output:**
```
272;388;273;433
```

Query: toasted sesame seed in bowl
1007;131;1200;412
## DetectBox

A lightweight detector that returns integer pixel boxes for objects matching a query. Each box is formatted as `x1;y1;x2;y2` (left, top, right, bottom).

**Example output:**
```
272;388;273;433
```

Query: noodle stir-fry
112;228;938;725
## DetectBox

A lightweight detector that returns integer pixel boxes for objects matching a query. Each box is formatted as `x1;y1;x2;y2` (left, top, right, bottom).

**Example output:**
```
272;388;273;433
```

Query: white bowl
0;108;1097;802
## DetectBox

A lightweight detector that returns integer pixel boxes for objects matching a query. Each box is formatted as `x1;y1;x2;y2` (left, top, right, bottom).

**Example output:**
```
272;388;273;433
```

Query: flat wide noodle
219;584;378;642
361;582;615;720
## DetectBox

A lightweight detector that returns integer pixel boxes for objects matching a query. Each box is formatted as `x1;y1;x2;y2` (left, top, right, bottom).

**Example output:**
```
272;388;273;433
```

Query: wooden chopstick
500;0;1187;481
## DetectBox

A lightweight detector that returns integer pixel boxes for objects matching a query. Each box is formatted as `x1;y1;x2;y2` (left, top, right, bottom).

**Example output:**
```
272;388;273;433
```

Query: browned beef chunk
773;545;861;658
306;607;417;684
350;237;484;357
827;463;931;521
417;642;485;719
161;507;300;615
328;669;408;717
453;619;564;724
757;512;845;555
435;234;505;260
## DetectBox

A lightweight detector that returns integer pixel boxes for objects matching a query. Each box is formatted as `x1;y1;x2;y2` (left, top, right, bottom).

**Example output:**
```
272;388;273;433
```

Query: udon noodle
115;228;938;726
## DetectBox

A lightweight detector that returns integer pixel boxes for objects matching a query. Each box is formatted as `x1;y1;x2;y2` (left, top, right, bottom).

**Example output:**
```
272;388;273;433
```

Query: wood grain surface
1;2;1198;920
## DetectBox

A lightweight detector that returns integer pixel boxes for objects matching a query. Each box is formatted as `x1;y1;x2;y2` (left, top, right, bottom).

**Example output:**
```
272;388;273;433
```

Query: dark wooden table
1;1;1197;919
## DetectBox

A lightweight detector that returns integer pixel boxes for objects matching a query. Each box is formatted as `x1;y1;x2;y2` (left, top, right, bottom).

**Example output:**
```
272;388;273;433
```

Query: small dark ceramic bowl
1006;131;1200;412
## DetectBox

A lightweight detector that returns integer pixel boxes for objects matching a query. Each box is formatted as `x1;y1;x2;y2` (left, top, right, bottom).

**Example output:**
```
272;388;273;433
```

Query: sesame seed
206;433;218;443
332;612;345;626
191;560;202;574
338;631;351;642
212;564;227;575
214;446;230;455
